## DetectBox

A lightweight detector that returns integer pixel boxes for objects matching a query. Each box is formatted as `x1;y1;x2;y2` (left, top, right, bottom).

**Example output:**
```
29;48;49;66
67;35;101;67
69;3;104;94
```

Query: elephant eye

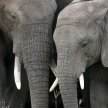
81;41;88;48
10;13;17;20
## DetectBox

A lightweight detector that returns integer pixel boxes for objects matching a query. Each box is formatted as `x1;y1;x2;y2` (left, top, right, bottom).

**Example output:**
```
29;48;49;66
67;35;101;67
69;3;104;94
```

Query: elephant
0;30;30;108
51;0;108;108
51;0;90;107
0;0;89;107
0;0;78;107
0;0;57;108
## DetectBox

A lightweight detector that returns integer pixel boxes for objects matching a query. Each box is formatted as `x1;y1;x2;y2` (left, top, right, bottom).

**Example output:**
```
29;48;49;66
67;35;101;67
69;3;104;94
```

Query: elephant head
0;0;57;107
51;0;108;107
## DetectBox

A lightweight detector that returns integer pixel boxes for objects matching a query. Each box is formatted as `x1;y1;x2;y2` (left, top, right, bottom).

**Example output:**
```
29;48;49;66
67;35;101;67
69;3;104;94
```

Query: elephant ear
101;11;108;67
85;0;108;67
88;1;108;67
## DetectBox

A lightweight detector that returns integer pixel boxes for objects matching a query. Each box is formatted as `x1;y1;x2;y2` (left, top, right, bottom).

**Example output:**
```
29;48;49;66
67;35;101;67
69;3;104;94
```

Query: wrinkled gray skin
0;0;76;107
0;31;29;108
0;0;57;108
50;0;73;107
53;0;73;33
53;0;108;107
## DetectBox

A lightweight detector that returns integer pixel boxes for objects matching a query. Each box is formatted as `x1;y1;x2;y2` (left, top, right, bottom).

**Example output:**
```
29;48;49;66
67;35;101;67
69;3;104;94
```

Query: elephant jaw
49;59;84;92
14;56;21;90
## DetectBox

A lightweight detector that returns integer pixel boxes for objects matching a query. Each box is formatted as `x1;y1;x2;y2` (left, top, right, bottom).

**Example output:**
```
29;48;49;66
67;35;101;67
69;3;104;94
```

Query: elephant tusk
79;99;83;106
14;56;21;90
49;78;58;92
49;58;57;77
79;73;84;90
49;59;59;92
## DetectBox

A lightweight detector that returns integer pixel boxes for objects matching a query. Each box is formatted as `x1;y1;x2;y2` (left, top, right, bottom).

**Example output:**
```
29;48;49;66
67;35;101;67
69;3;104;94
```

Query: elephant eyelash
10;13;17;20
11;15;16;19
81;41;88;48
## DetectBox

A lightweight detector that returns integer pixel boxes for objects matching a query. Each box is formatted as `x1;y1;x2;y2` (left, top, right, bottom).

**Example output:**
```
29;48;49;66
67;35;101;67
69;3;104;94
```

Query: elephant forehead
54;25;86;43
57;0;108;27
58;0;107;19
57;8;90;27
58;1;88;20
2;0;54;22
1;1;26;21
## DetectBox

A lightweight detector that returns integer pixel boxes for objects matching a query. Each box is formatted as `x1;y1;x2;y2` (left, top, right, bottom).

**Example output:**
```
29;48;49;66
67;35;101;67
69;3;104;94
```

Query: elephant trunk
57;61;78;108
56;46;86;108
21;22;52;108
57;63;78;108
25;61;50;108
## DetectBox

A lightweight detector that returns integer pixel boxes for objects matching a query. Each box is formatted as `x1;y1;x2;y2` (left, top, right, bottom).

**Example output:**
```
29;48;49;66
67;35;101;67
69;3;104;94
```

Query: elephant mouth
14;56;85;91
14;57;59;91
49;73;84;92
49;59;85;92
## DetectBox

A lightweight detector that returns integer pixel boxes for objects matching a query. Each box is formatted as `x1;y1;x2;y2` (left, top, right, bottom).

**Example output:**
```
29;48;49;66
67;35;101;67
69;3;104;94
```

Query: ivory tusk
14;56;21;90
49;58;57;77
79;99;83;106
49;59;59;92
79;73;84;90
49;78;58;92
